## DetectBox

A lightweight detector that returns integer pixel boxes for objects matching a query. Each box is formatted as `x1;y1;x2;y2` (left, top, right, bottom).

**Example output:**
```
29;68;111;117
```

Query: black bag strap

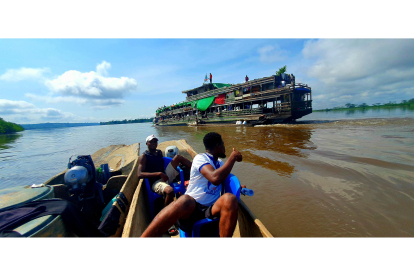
0;199;103;237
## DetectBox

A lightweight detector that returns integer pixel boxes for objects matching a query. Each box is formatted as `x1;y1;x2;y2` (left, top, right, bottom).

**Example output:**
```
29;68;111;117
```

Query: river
1;107;414;237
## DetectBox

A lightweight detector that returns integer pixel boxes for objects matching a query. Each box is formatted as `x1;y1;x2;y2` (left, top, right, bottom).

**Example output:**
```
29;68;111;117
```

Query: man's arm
200;149;242;186
137;154;169;182
170;155;192;170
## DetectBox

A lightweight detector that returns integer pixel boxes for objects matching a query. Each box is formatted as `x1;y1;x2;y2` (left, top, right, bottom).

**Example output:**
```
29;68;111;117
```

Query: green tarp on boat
212;83;231;89
196;96;215;111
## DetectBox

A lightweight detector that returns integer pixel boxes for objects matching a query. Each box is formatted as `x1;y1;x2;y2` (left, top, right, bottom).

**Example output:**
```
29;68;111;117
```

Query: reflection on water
167;123;316;177
228;125;315;176
1;108;414;237
0;133;22;150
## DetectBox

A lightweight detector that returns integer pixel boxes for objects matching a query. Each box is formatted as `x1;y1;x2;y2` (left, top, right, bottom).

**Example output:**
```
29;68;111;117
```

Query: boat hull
156;111;309;126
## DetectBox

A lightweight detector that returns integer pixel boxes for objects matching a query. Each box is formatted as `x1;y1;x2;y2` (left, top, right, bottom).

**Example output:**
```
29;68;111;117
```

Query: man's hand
159;172;169;182
231;148;243;162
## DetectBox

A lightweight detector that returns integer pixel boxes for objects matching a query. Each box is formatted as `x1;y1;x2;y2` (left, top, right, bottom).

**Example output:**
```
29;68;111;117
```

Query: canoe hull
122;139;273;237
33;143;140;237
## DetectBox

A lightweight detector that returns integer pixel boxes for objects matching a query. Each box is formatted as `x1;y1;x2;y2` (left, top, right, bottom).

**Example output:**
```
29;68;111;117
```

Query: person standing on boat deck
210;73;212;83
138;135;192;234
245;75;249;82
141;132;246;238
291;74;295;87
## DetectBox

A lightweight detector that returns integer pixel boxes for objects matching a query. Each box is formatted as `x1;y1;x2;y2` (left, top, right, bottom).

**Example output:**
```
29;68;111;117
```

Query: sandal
167;225;178;236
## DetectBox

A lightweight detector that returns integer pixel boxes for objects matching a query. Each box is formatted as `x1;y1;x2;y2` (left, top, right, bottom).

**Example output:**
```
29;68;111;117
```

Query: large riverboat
154;73;312;126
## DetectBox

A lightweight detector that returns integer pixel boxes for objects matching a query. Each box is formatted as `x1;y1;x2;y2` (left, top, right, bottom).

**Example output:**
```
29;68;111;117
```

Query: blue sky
1;39;414;123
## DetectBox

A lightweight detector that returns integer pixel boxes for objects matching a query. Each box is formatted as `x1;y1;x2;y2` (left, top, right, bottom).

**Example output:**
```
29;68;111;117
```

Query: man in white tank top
142;132;245;237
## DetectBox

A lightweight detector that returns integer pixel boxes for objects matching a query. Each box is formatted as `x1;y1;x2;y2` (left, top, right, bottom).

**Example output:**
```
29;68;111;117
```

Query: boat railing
206;108;265;118
186;77;276;102
171;107;185;114
186;88;228;102
161;102;293;121
159;98;300;118
224;88;289;104
291;100;312;110
224;77;276;95
157;84;311;117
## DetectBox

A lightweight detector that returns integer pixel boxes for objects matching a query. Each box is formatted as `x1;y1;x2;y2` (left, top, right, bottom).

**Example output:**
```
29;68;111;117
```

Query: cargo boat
154;73;312;126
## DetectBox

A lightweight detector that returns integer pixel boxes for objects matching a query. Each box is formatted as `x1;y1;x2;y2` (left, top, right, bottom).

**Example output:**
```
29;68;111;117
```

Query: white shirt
185;152;224;206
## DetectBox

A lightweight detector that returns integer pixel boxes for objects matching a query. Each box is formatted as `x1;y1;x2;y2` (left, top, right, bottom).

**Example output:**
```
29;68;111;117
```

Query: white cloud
0;99;36;114
96;61;111;76
0;67;49;82
258;45;288;63
91;99;125;109
25;93;125;108
312;94;325;100
25;93;88;104
303;39;414;84
302;39;414;108
0;99;76;123
42;108;69;119
44;61;137;101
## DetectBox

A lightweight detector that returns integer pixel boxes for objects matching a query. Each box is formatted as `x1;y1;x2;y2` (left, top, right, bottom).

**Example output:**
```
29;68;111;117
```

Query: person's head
203;132;225;158
146;134;158;150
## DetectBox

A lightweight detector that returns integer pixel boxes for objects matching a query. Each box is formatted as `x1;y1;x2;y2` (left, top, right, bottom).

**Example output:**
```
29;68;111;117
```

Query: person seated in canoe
138;134;192;235
141;132;245;237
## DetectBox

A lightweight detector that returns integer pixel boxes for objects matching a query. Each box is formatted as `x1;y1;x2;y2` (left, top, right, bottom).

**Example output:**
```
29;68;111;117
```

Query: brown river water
1;110;414;237
158;117;414;237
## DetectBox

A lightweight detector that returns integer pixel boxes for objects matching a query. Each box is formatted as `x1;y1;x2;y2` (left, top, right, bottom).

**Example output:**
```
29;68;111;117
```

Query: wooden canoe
29;143;140;237
122;139;273;237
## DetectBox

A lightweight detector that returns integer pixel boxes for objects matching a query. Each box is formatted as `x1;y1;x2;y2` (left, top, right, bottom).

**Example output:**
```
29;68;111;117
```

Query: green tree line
0;118;25;134
100;118;154;125
316;98;414;112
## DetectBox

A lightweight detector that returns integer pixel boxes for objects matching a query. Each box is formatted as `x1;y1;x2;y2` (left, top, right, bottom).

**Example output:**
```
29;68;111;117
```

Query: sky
1;39;414;124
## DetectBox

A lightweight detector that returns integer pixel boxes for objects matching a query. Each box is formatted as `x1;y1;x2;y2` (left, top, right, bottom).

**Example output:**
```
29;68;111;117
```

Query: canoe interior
110;143;141;237
29;143;140;237
43;143;139;187
122;139;273;237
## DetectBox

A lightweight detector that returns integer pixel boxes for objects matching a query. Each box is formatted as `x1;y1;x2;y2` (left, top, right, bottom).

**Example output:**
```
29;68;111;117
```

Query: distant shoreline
314;101;414;112
0;118;24;134
100;118;153;125
20;123;100;130
19;120;155;130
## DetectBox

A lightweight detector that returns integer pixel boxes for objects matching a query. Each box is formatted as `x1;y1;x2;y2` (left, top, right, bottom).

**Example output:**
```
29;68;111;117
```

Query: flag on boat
204;74;208;82
214;93;225;105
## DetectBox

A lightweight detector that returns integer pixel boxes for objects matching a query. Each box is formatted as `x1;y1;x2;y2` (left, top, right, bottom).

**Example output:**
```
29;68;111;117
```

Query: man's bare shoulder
139;152;147;161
